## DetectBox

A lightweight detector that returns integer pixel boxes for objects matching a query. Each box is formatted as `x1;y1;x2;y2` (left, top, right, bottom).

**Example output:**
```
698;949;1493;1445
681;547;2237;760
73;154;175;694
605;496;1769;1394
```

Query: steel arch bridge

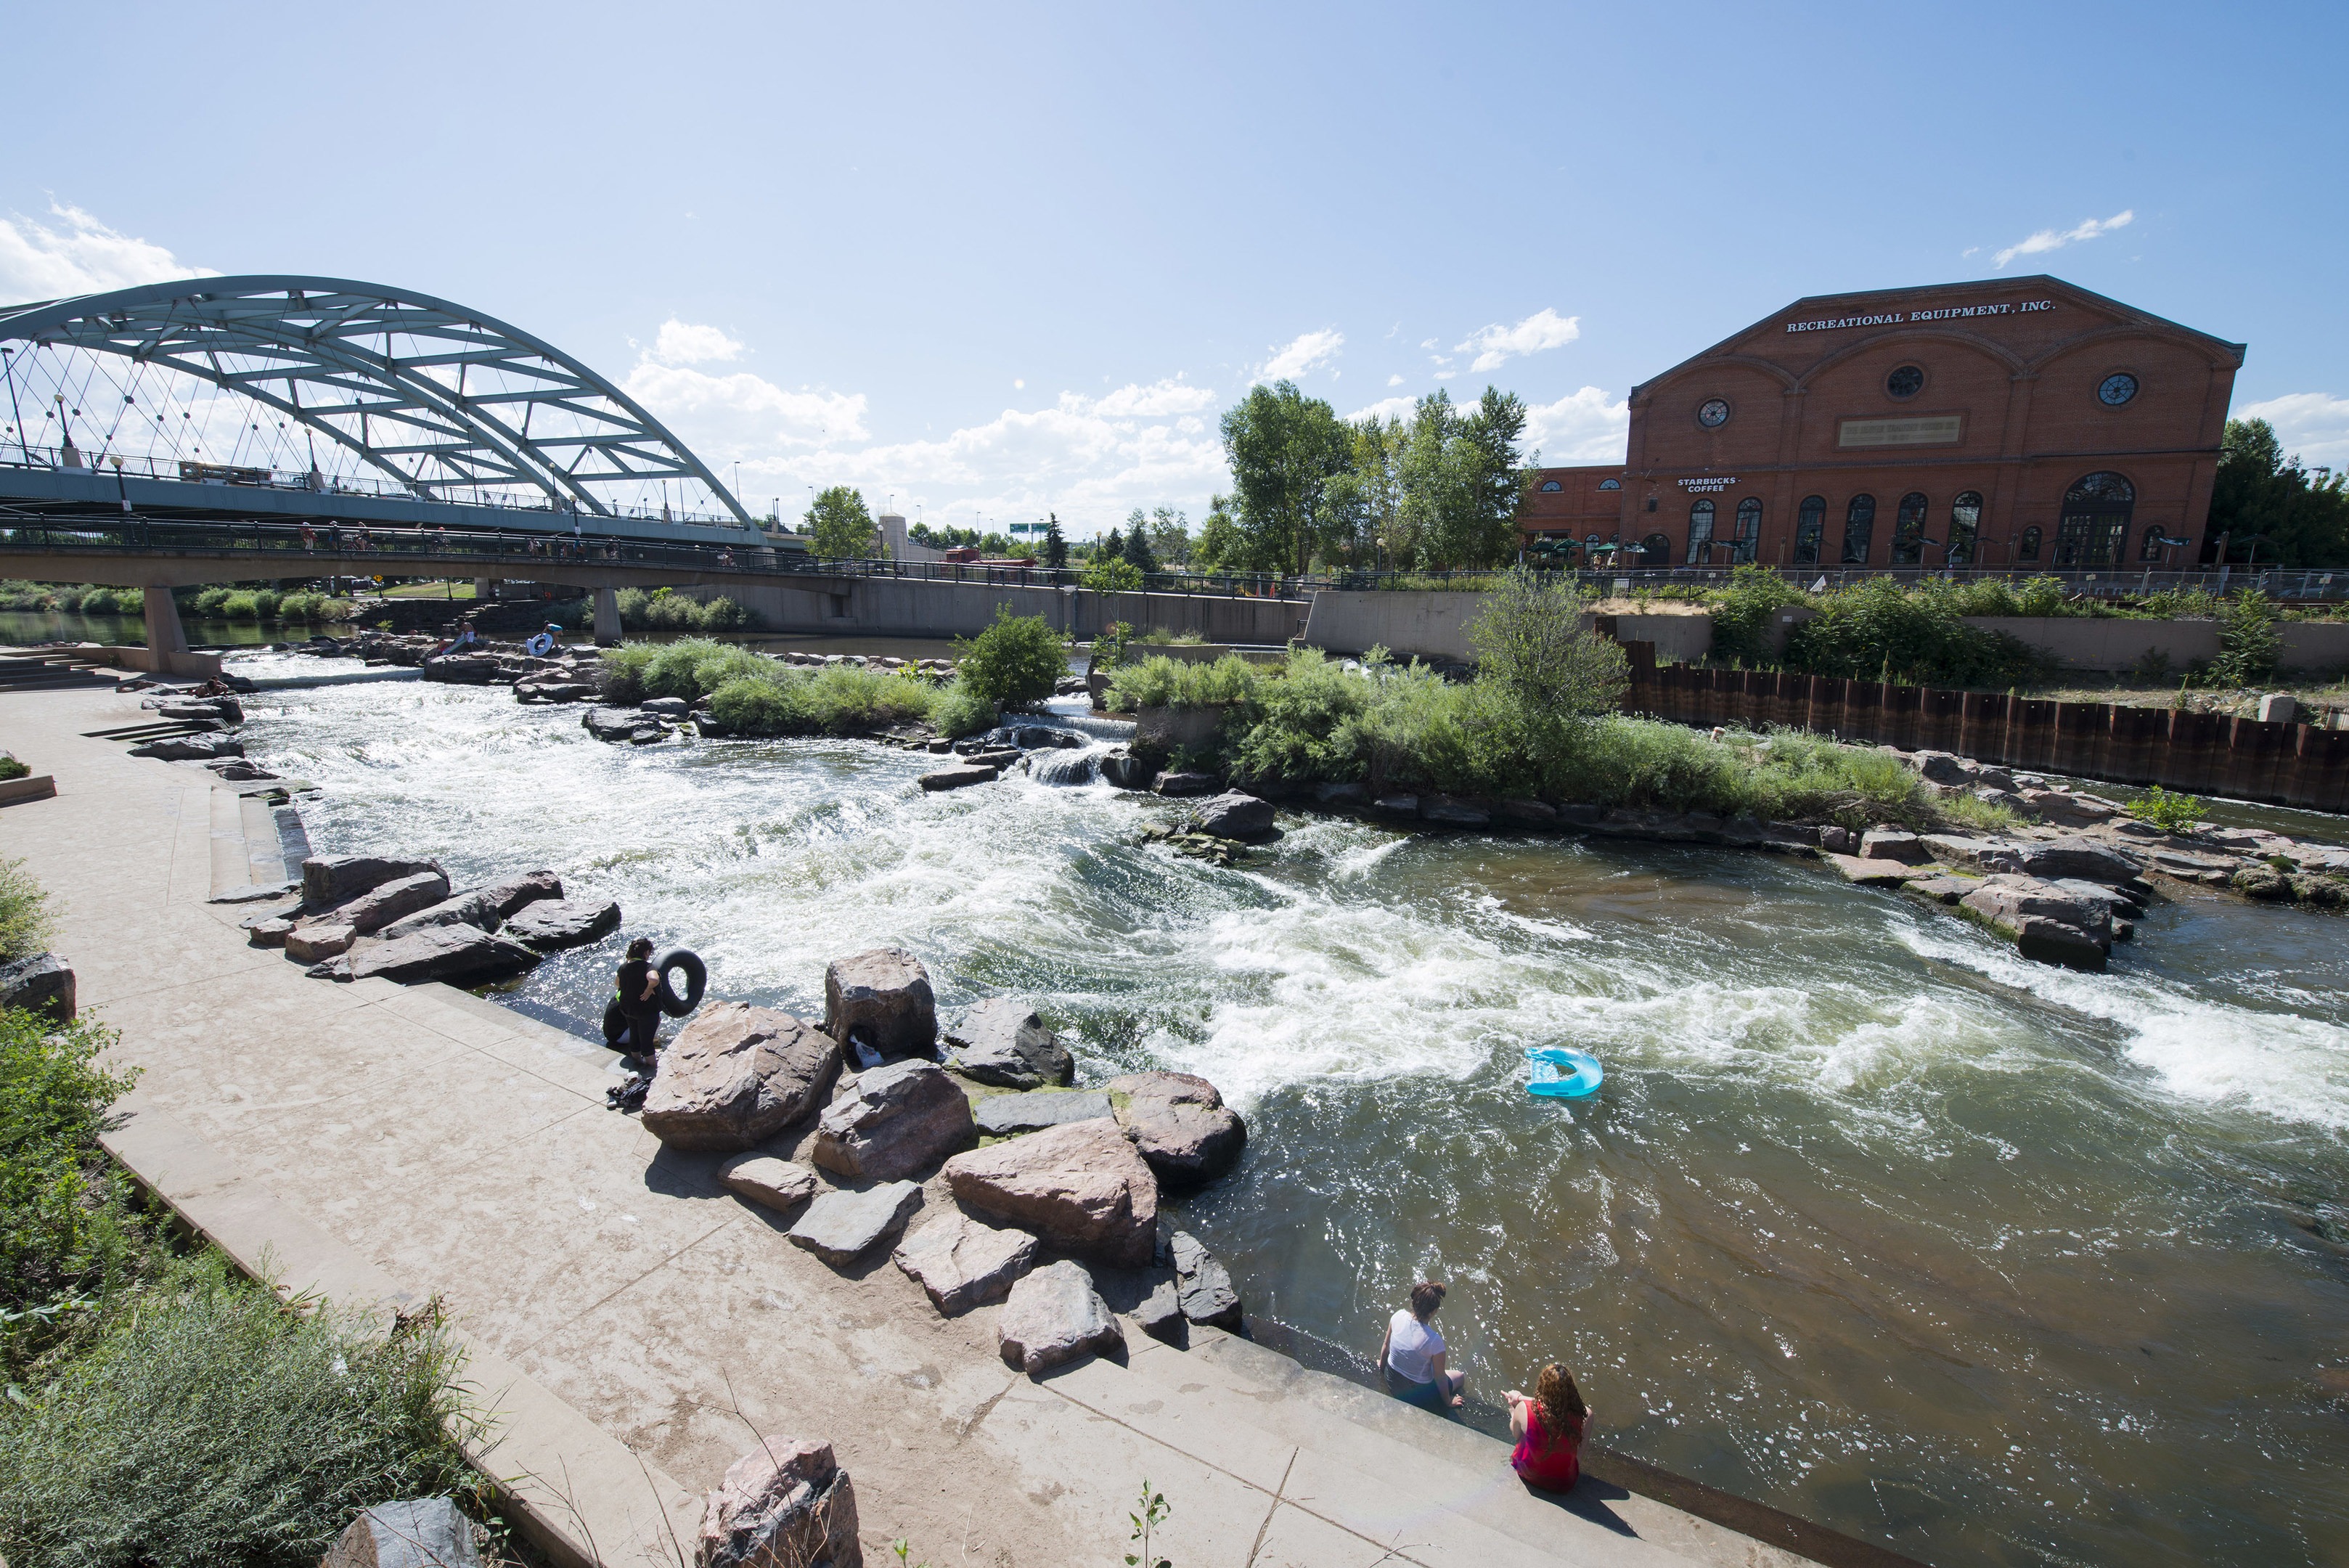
0;275;758;540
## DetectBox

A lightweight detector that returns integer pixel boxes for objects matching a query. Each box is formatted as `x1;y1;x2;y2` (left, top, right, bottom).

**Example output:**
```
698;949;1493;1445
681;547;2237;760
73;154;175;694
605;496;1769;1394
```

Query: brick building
1518;276;2244;570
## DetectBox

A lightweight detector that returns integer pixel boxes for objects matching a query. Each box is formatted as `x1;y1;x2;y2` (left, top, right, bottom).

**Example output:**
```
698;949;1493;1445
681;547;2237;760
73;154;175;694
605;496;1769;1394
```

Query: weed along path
1;680;1837;1568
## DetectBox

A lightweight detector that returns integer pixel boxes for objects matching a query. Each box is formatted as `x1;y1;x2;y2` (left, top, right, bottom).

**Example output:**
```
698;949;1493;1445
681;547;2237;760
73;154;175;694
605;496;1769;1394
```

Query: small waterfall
1029;743;1107;785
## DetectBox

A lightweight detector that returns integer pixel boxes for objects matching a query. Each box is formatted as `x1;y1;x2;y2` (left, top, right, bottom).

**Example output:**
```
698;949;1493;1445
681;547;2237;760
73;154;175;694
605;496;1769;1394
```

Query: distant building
1519;275;2244;570
876;512;947;564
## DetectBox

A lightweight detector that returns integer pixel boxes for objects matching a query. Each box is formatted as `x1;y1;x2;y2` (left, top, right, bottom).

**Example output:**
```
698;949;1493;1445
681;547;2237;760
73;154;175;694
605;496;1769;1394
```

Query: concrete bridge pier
593;587;622;646
143;587;188;658
475;577;494;602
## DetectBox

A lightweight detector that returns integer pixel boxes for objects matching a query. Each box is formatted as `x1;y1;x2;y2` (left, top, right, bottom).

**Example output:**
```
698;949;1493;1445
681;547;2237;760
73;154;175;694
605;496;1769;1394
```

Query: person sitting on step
1379;1281;1465;1412
1505;1362;1589;1492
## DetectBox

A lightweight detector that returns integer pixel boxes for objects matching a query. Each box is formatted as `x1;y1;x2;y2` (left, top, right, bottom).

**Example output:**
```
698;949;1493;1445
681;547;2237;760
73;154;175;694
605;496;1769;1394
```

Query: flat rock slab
891;1209;1039;1315
942;1116;1158;1267
975;1090;1112;1137
919;764;999;791
809;1057;972;1180
503;897;622;950
341;925;539;987
1823;852;1918;888
786;1181;922;1265
384;870;563;939
127;735;244;761
719;1155;820;1214
1153;770;1222;798
284;921;357;963
997;1259;1124;1374
944;997;1075;1089
1858;830;1927;864
1102;1071;1246;1185
642;1003;842;1152
332;869;452;934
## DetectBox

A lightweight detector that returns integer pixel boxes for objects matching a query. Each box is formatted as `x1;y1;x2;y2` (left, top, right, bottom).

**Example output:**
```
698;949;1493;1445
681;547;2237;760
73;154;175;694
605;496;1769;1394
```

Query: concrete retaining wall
687;579;1306;644
1958;616;2349;674
1302;591;1714;664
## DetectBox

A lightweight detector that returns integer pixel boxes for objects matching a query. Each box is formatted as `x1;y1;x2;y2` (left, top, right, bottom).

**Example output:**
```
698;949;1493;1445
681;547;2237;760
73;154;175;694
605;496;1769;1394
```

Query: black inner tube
654;948;706;1017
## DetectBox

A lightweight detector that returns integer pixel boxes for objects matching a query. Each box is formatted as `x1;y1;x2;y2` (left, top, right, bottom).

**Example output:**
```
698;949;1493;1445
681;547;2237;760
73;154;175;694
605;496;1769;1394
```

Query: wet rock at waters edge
1098;746;1158;790
1818;825;1858;854
332;870;452;934
1153;770;1222;798
892;1209;1039;1315
1171;1230;1243;1330
582;706;667;745
1497;797;1558;828
1959;875;2112;972
1372;793;1419;819
1905;876;1974;906
127;734;245;761
322;1497;482;1568
1102;1071;1247;1185
975;1090;1114;1138
944;997;1076;1089
1859;830;1928;864
697;1438;861;1568
1193;791;1275;840
809;1058;973;1180
341;925;540;986
246;916;295;948
203;759;279;782
382;870;563;938
823;947;936;1059
284;922;357;963
640;696;690;718
155;695;243;724
943;1116;1159;1267
302;854;441;907
918;762;999;791
998;1259;1125;1374
1422;796;1492;828
0;953;75;1024
641;1003;842;1151
1132;1278;1185;1342
502;897;621;951
1314;780;1371;811
1922;834;2140;886
1823;853;1917;889
787;1180;923;1265
719;1155;821;1215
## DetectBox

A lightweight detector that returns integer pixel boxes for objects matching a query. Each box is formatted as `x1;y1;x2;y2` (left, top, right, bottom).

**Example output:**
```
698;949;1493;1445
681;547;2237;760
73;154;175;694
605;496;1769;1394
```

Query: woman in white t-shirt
1378;1281;1465;1412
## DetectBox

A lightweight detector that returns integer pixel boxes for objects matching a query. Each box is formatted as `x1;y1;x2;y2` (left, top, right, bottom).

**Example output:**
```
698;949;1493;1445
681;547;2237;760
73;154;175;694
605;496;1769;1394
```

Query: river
229;660;2349;1568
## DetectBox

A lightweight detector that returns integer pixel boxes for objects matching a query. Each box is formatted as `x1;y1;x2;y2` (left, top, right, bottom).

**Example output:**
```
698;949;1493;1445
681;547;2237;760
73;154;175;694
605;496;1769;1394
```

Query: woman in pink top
1505;1363;1588;1492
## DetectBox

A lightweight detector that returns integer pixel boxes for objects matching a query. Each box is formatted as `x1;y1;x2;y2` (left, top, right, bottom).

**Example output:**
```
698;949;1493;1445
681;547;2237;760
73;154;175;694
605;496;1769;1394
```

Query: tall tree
1395;388;1535;569
1043;513;1069;569
1147;505;1192;566
1121;518;1159;576
1193;496;1246;573
804;486;875;560
1220;380;1355;574
2205;417;2349;565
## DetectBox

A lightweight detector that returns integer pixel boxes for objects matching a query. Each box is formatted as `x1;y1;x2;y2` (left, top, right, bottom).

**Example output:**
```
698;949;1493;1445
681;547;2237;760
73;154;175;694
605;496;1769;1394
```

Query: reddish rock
283;922;357;963
696;1438;859;1568
942;1116;1158;1267
809;1058;973;1180
332;869;452;934
639;1003;842;1151
342;925;539;987
1103;1071;1247;1185
822;947;936;1058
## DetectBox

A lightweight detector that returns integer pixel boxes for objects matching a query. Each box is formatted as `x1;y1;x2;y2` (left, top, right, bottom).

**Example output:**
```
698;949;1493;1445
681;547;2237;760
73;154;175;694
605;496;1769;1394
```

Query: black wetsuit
616;959;661;1050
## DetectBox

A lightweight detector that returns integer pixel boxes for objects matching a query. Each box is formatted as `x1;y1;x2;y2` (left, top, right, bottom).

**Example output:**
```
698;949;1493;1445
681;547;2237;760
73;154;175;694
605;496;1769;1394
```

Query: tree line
2206;417;2349;567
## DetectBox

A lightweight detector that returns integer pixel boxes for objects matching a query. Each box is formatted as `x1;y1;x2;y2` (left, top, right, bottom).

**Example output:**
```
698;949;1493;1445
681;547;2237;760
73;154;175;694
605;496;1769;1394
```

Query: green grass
605;637;945;736
1104;653;1265;711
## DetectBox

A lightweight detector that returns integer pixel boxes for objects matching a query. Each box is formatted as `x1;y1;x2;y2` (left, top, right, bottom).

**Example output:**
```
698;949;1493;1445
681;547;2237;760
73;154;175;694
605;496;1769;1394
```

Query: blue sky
5;1;2345;536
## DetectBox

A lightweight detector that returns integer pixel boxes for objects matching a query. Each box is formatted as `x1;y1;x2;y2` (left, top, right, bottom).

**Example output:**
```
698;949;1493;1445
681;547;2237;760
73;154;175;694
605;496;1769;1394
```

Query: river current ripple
240;674;2349;1568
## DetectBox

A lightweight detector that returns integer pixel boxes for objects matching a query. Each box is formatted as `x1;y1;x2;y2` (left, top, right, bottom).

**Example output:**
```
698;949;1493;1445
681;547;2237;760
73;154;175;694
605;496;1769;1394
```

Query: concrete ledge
0;773;58;806
101;1105;703;1568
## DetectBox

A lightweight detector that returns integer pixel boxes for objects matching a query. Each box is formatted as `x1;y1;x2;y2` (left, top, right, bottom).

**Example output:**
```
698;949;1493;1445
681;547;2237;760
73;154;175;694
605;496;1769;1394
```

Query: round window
1886;364;1925;399
1696;398;1731;428
2098;372;2139;407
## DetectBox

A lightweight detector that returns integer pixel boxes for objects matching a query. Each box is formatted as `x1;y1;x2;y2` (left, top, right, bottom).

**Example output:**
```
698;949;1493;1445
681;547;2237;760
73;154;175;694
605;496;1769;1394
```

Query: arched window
1794;495;1826;564
1841;494;1876;564
1598;478;1622;491
1686;499;1715;564
1539;479;1563;492
1733;497;1762;563
1947;492;1982;566
1585;532;1603;548
2139;523;2168;563
1640;532;1672;566
2056;471;2136;567
2017;525;2043;561
1890;491;1929;565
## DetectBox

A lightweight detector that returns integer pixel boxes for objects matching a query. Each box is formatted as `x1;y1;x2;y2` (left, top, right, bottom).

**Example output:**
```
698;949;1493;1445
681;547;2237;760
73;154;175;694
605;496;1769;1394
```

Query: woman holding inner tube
614;937;665;1069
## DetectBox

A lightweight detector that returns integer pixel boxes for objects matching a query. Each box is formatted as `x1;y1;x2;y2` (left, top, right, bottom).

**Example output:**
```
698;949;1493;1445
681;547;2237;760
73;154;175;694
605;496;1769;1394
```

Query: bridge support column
475;577;494;602
143;587;189;659
593;587;622;646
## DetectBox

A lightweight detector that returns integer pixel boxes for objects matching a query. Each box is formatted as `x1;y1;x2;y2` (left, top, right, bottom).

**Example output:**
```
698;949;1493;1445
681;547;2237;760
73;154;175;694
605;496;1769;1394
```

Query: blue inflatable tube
1527;1047;1604;1099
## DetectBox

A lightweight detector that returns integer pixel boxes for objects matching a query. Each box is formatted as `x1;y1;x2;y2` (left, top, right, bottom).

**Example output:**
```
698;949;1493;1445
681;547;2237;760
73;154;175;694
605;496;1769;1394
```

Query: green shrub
1227;648;1372;784
1704;565;1809;666
2208;589;2281;687
1105;653;1263;711
192;587;233;617
695;595;751;631
0;582;58;612
954;606;1066;708
801;666;932;734
0;857;52;961
928;678;998;739
2130;784;2206;834
1782;578;2047;687
707;676;801;735
0;1254;478;1568
1082;556;1143;592
218;591;261;620
0;756;27;783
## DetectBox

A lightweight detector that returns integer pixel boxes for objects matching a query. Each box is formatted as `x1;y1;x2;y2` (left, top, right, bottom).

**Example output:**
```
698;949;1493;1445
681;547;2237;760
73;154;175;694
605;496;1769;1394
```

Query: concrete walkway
0;683;1821;1568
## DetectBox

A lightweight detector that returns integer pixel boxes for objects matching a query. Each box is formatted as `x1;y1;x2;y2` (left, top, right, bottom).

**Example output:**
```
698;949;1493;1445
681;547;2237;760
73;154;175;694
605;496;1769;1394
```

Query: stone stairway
0;647;118;690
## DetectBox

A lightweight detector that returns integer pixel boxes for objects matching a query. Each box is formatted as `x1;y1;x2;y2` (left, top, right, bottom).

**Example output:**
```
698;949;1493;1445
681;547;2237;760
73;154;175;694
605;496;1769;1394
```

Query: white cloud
1258;328;1343;383
1456;307;1582;373
650;319;744;366
2241;391;2349;468
623;359;870;449
0;201;213;302
1344;395;1418;425
1523;386;1630;463
1992;209;2134;269
1386;373;1405;387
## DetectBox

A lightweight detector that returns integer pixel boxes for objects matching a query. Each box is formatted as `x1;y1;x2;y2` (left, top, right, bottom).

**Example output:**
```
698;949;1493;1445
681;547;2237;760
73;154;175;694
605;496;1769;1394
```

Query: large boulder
1193;791;1275;840
942;1117;1158;1267
974;1090;1113;1137
696;1438;861;1568
1098;747;1158;791
1921;834;2140;886
1171;1230;1243;1330
719;1155;820;1215
126;734;243;761
997;1259;1125;1374
786;1180;923;1265
381;870;563;938
1959;876;2112;972
502;897;621;951
809;1059;973;1180
322;1498;481;1568
284;922;357;963
944;998;1075;1089
891;1209;1039;1315
342;926;539;986
0;952;75;1023
302;854;439;907
332;870;452;934
822;948;936;1059
918;763;999;791
1102;1071;1247;1185
641;1003;842;1151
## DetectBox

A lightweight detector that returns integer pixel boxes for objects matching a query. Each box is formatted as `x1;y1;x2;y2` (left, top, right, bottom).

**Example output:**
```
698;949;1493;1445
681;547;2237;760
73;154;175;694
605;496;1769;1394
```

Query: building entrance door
2054;472;2135;567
